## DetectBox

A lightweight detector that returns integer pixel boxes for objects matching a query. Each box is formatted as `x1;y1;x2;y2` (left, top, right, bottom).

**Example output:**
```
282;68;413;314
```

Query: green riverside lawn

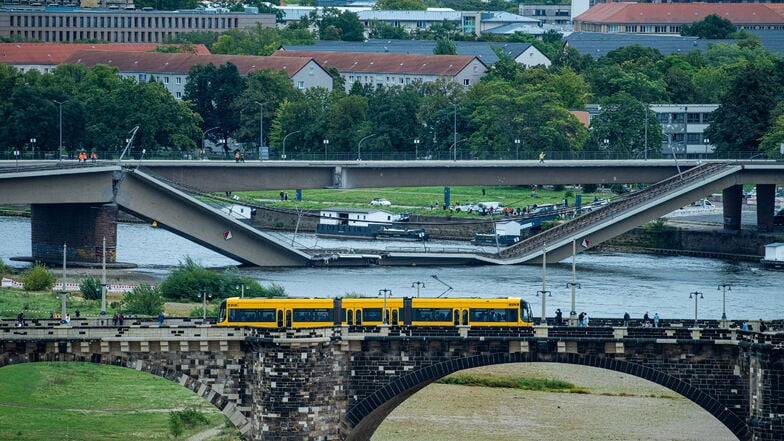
0;362;233;441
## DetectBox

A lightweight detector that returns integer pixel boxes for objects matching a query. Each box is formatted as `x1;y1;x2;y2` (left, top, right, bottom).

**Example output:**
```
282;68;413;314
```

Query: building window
297;81;304;89
687;113;701;124
164;76;170;84
176;77;182;84
176;91;182;99
464;79;470;86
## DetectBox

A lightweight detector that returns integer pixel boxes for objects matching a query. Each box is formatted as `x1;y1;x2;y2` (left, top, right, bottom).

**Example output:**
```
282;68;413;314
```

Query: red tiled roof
63;51;315;78
765;4;784;18
273;50;482;75
0;43;211;65
575;2;784;25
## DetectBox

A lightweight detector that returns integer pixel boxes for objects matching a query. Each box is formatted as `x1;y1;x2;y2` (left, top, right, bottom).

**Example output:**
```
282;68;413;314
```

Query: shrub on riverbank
122;284;165;316
21;263;55;291
159;258;286;301
79;277;101;300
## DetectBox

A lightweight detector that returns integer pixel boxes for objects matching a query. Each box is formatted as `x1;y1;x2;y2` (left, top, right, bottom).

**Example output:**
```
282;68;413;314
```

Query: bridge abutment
756;184;776;233
31;203;118;264
723;185;744;231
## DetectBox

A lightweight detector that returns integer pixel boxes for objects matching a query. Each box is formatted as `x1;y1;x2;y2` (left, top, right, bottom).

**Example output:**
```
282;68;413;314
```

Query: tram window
520;302;532;322
412;308;452;321
470;308;517;322
341;308;347;322
363;308;382;322
293;308;332;322
229;308;275;322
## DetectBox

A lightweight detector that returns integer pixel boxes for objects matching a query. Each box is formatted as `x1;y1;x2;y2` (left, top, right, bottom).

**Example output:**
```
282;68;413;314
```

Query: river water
1;216;782;320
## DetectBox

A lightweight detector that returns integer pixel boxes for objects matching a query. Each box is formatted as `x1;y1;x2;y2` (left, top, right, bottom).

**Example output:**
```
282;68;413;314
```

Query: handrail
497;163;738;260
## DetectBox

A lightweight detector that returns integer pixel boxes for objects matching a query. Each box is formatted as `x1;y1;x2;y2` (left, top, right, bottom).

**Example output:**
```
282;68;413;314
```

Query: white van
477;202;503;215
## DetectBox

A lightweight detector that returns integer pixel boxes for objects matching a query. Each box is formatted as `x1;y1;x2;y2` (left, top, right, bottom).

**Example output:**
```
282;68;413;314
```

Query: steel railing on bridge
497;162;738;260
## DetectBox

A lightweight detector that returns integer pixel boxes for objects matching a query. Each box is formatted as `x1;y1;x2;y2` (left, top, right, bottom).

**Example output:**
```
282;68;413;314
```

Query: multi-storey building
0;7;275;43
518;3;572;26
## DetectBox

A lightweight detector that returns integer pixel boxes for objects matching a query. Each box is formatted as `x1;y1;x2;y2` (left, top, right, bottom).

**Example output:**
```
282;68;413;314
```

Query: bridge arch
0;352;250;435
344;352;748;441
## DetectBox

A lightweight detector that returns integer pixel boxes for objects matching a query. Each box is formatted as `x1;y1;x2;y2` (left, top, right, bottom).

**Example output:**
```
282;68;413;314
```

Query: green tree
79;277;101;300
184;62;246;156
759;105;784;158
374;0;426;9
366;85;423;153
704;63;781;153
327;94;370;153
21;263;56;291
318;8;365;42
682;14;737;39
368;21;409;40
588;93;663;158
235;69;304;151
122;284;165;316
433;38;457;55
158;257;225;301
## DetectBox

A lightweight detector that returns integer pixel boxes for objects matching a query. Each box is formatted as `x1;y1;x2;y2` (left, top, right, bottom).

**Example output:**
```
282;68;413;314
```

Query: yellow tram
216;297;534;328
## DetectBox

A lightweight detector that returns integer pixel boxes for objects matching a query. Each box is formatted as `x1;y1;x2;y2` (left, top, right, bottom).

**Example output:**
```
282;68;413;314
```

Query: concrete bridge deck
0;160;782;266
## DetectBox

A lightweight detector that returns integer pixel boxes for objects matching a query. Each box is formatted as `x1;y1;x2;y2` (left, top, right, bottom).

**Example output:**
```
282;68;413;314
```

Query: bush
582;184;598;193
169;406;209;438
22;263;56;291
0;258;10;276
122;284;164;316
159;257;224;301
79;277;102;300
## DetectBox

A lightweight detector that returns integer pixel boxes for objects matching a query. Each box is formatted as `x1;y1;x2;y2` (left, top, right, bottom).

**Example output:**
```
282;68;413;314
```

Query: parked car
774;208;784;226
370;198;391;206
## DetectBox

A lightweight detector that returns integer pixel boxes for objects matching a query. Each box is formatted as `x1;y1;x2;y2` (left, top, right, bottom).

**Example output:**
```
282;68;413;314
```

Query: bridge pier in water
30;203;118;264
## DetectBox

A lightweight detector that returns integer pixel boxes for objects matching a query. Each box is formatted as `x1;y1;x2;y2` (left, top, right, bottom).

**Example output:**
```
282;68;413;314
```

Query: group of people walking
77;151;97;162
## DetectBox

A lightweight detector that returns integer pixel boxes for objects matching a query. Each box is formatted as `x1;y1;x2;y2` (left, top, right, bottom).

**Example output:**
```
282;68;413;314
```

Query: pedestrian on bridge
653;313;660;328
538;151;546;163
158;312;165;326
623;312;630;327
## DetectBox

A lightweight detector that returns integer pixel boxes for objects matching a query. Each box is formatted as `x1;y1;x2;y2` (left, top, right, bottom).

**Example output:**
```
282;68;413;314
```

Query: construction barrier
1;278;140;293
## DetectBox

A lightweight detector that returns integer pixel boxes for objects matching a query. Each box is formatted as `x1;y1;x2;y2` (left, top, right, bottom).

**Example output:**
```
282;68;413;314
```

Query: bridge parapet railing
497;163;735;259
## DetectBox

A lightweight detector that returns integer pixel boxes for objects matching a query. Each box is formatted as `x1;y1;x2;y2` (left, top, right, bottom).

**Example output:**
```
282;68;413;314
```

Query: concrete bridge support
31;203;118;264
756;184;776;233
723;185;743;231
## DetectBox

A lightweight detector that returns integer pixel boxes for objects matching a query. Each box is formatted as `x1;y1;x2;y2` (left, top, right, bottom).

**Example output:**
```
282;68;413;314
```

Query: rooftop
0;42;211;65
575;3;784;25
273;50;483;75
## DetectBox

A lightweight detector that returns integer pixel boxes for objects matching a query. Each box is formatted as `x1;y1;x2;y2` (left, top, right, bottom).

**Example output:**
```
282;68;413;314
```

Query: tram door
347;310;354;325
453;309;460;325
356;310;362;325
285;310;292;327
391;309;399;325
277;310;284;327
462;310;469;326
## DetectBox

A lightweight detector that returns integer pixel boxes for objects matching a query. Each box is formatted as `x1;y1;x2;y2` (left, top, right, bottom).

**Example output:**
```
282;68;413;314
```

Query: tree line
1;25;783;159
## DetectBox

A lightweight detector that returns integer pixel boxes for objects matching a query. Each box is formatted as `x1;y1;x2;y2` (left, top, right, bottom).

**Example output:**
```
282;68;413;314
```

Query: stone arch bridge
0;319;781;441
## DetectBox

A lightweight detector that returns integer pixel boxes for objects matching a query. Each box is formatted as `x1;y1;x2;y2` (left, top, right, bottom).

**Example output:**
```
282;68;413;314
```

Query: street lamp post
602;138;609;151
414;138;420;159
236;283;245;299
201;290;211;321
357;134;376;161
255;101;267;161
53;100;64;162
323;139;329;160
30;138;36;159
514;138;520;160
689;291;703;328
281;130;300;160
452;103;458;161
14;149;20;171
378;289;391;324
566;239;580;326
537;244;551;325
717;284;731;324
201;126;219;160
411;281;425;298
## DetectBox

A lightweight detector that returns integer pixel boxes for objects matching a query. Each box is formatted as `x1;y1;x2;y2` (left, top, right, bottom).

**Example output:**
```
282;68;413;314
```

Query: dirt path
186;425;224;441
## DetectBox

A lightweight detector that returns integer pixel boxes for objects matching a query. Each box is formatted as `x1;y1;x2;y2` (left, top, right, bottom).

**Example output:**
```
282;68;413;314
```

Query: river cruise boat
316;208;428;241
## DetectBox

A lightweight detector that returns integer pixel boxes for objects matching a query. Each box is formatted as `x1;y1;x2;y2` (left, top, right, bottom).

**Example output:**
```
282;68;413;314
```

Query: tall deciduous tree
589;93;662;158
184;62;246;156
704;63;781;153
681;14;736;39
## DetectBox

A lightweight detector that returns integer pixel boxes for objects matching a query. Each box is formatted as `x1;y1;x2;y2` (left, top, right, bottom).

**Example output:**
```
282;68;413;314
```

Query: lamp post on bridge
281;130;300;160
30;138;36;160
565;239;581;326
201;126;219;160
53;100;64;162
414;138;420;160
323;139;329;161
537;244;551;325
378;289;391;324
201;290;212;321
689;291;703;328
357;133;376;161
514;138;520;160
255;101;268;161
718;284;731;327
411;281;425;298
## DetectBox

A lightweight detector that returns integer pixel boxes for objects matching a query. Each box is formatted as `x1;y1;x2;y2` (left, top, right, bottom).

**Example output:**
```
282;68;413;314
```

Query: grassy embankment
0;362;236;441
228;185;605;215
